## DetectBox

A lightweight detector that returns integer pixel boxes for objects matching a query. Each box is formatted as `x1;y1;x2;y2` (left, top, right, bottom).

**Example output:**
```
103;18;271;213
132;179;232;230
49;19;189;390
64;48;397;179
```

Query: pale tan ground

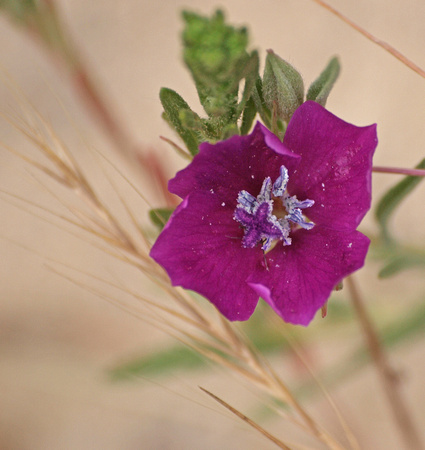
1;1;425;449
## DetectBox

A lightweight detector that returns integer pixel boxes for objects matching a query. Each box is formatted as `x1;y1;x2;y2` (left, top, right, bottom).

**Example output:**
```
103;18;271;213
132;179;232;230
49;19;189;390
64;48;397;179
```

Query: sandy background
1;0;425;449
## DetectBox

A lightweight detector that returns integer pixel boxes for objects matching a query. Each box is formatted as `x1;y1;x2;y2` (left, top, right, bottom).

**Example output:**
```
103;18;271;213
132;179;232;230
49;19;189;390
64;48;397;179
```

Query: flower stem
346;276;423;450
373;166;425;177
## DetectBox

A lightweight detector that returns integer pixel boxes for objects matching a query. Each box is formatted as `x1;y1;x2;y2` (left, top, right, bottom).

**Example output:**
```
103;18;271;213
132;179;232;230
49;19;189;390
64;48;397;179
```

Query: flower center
234;165;315;251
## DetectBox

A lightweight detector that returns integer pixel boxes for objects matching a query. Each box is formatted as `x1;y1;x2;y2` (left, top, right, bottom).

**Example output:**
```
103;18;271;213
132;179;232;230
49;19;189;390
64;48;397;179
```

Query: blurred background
1;0;424;448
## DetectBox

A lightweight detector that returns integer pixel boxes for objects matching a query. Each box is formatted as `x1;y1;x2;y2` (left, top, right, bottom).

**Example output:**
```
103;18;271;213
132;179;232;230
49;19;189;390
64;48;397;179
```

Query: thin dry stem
160;136;193;161
373;166;425;177
281;329;360;450
10;113;143;257
309;0;425;79
197;319;346;449
199;386;292;450
346;276;423;450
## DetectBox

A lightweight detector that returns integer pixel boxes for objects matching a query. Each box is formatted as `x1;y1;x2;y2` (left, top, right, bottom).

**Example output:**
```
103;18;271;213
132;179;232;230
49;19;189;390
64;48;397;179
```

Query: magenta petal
169;122;300;204
152;104;376;326
247;227;370;325
284;101;377;231
150;192;263;321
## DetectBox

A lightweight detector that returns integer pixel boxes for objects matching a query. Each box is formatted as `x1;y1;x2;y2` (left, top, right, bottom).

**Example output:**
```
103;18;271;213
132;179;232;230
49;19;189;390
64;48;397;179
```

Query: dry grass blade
280;327;360;450
199;386;292;450
309;0;425;79
7;112;142;256
160;135;193;160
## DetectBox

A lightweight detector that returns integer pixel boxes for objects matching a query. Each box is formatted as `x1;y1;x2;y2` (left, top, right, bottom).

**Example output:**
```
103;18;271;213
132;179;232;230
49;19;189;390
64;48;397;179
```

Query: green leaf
149;207;174;231
159;88;200;156
240;96;257;135
251;76;271;128
109;346;203;380
375;158;425;242
306;56;340;106
262;50;304;123
109;295;425;387
178;109;204;132
109;304;294;381
379;252;425;278
235;50;259;117
0;0;37;23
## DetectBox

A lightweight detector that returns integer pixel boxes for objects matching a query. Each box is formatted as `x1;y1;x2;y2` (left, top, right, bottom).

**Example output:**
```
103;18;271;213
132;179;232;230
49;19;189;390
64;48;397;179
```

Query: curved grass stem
309;0;425;79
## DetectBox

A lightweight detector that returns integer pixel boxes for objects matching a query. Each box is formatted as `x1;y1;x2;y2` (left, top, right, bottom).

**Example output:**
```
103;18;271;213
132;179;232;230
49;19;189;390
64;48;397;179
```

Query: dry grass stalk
199;386;292;449
3;106;354;450
309;0;425;79
279;326;361;450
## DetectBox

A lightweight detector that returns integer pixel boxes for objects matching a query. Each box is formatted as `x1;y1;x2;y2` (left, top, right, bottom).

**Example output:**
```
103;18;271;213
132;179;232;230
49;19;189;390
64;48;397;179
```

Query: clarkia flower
150;101;377;325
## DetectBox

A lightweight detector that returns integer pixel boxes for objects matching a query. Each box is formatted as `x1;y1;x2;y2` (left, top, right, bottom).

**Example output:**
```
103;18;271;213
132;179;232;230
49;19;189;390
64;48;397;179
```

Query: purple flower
150;101;377;325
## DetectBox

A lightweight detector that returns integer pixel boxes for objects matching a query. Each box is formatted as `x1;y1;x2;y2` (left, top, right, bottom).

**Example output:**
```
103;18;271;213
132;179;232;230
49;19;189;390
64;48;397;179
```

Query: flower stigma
234;165;315;251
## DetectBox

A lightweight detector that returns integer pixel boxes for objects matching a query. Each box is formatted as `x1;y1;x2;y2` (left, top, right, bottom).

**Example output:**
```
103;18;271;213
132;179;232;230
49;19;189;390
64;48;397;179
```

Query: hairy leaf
160;88;200;155
240;96;257;135
306;56;340;106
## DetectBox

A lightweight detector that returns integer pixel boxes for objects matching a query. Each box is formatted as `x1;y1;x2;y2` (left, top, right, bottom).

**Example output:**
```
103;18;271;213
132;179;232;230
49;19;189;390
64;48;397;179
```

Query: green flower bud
262;50;304;123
